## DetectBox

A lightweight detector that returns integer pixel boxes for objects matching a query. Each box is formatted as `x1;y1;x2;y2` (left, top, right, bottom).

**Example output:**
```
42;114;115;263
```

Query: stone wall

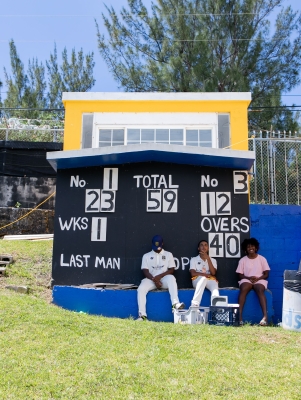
0;176;56;209
0;207;54;236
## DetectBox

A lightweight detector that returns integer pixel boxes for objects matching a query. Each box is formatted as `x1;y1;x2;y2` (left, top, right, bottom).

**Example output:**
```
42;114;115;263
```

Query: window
97;127;213;148
126;128;184;145
99;129;124;147
93;112;219;149
186;129;212;147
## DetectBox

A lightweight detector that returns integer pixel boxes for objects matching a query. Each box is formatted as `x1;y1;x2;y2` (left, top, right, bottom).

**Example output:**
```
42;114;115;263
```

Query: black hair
198;239;208;248
241;238;260;253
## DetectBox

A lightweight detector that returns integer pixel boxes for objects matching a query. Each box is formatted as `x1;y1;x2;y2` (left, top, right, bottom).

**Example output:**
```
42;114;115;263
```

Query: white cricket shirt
141;249;176;277
189;255;217;274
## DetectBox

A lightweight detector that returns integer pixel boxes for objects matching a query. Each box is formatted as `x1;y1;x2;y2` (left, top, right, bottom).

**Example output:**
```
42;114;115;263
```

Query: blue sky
0;0;300;106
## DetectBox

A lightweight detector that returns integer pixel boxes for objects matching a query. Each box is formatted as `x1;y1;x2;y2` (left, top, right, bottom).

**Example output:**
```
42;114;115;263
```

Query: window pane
127;140;140;145
156;129;169;142
141;129;155;142
199;142;212;147
186;141;198;147
199;129;212;141
112;129;124;142
186;129;198;142
128;129;140;141
170;129;183;143
112;141;124;146
170;141;183;146
99;129;111;141
99;142;111;147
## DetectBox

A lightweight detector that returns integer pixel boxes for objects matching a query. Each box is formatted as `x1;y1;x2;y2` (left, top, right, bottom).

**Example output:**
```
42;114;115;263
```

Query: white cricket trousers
191;276;219;306
137;275;180;317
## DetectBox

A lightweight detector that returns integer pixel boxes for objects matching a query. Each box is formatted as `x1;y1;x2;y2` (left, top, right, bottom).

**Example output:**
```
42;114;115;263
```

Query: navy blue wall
250;205;301;322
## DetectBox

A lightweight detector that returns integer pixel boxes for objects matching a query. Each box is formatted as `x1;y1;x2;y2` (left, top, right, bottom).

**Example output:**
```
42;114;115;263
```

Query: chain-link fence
249;132;301;205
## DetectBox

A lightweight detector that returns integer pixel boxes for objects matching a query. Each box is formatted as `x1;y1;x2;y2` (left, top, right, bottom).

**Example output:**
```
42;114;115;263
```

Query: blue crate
209;305;239;326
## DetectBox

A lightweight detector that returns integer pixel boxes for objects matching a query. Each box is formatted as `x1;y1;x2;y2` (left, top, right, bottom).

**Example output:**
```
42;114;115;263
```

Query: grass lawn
0;240;301;399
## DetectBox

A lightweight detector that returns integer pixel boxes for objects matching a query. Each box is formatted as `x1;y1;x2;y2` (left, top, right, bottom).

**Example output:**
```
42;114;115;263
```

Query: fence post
252;137;257;203
5;128;9;141
269;139;275;204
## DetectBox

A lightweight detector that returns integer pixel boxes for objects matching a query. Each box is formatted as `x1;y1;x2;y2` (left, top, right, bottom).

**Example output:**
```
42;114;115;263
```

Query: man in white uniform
190;239;219;307
137;235;185;321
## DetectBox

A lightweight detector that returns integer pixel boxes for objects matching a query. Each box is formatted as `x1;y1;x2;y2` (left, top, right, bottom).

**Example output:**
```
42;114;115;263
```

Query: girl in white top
190;240;219;307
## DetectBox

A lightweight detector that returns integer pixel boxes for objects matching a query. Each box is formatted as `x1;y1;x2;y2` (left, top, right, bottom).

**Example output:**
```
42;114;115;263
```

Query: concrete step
0;254;13;264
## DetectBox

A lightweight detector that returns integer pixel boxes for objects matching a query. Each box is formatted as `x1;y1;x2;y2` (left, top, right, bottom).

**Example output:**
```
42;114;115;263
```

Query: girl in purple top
236;238;270;326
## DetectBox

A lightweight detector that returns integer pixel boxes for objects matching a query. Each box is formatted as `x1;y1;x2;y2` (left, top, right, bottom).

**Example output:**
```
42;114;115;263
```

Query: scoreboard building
47;92;254;290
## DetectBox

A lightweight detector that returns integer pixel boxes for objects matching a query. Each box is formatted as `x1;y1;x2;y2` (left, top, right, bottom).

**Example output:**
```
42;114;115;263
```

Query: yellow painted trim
63;99;250;151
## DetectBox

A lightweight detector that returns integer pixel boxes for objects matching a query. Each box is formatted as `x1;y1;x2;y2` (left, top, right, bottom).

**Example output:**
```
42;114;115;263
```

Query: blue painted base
53;286;274;324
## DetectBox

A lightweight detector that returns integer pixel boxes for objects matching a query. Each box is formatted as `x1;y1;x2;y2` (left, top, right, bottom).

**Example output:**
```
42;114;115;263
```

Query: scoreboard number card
85;189;101;213
103;168;119;190
162;189;178;213
147;189;162;212
91;217;107;241
233;171;248;194
100;190;116;212
225;233;241;258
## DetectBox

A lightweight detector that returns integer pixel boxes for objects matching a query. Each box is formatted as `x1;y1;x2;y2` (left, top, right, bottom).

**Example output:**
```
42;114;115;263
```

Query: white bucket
282;287;301;332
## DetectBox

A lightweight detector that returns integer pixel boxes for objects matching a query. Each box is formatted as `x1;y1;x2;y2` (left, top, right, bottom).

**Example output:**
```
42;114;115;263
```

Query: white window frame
92;112;219;148
95;125;217;148
98;127;125;147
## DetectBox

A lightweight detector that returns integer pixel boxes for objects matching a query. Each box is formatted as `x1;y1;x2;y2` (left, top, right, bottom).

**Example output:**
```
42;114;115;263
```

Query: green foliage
3;40;46;118
61;48;95;92
3;40;96;116
46;45;95;108
45;44;63;109
97;0;301;130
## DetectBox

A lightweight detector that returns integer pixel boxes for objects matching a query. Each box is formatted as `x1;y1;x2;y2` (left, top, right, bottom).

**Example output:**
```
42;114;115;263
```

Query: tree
3;40;96;115
3;40;47;118
46;45;63;109
96;0;301;130
46;46;96;108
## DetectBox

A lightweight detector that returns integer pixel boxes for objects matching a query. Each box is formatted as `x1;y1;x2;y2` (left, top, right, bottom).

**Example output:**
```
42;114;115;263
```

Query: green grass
0;240;301;399
0;240;53;301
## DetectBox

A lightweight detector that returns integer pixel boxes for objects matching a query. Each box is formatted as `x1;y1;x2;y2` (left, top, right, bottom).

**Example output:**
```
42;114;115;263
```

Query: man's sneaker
136;314;147;321
172;302;185;311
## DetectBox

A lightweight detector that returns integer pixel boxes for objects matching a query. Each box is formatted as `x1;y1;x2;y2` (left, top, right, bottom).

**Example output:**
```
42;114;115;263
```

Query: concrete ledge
53;286;274;324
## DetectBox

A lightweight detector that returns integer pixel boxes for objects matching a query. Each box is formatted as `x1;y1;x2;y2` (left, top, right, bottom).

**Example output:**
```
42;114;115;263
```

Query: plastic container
282;270;301;332
211;296;228;306
173;306;210;324
209;305;239;326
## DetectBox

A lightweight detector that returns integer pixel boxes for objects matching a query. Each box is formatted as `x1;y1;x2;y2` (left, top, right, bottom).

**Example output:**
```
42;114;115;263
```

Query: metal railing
0;127;64;143
249;132;301;205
